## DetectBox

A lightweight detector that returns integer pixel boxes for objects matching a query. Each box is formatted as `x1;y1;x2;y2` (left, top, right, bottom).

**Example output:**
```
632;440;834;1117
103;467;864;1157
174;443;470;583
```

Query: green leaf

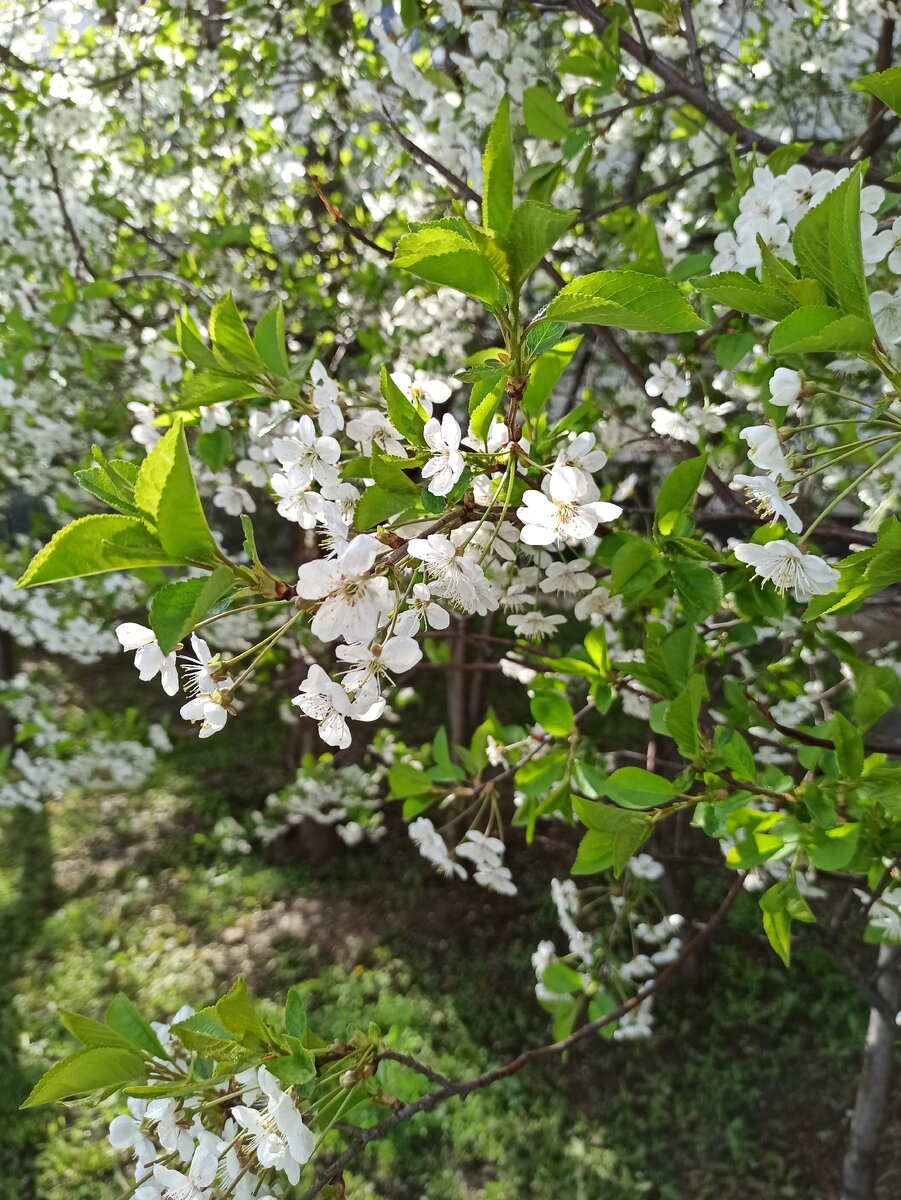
666;673;706;760
134;422;221;564
572;829;615;874
765;142;813;174
353;486;412;531
601;767;677;810
522;334;580;417
148;567;235;654
370;452;418;495
507;200;576;282
759;877;815;967
483;97;514;235
105;994;168;1059
181;373;260;409
613;814;652;876
715;330;757;370
853;67;901;118
284;986;308;1040
832;712;864;779
176;313;220;371
197;427;232;473
393;226;502;308
267;1039;317;1087
253;301;290;377
672;561;723;620
388;761;433;799
660;623;697;691
75;459;144;518
468;374;505;442
526;321;568;357
692;273;796;321
523;85;570;140
543;270;704;333
584;625;609;674
21;1047;146;1108
530;692;574;737
216;979;274;1047
380;367;426;446
792;166;873;321
655;454;706;536
58;1011;144;1053
609;538;659;595
588;991;619;1039
209;292;266;375
16;515;178;589
769;306;875;355
541;961;584;994
808;823;860;871
170;1009;244;1058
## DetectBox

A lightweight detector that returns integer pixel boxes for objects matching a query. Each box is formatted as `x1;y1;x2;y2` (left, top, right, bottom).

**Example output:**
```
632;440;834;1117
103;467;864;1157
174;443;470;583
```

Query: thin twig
299;874;746;1198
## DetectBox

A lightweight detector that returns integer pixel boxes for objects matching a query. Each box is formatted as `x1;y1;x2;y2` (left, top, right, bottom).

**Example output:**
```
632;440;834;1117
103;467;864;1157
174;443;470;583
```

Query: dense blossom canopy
4;0;901;1196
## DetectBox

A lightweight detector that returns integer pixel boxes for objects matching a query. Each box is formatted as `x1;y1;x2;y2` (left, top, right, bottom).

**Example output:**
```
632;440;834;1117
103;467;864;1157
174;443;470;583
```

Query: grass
0;701;889;1200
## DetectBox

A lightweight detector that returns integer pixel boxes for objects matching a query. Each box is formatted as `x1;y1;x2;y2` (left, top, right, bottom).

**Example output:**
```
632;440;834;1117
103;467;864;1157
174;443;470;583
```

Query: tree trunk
841;943;901;1200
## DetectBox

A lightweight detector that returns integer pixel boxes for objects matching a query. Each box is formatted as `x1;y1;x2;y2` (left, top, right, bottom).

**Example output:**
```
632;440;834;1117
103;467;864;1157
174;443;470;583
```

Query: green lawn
0;707;885;1200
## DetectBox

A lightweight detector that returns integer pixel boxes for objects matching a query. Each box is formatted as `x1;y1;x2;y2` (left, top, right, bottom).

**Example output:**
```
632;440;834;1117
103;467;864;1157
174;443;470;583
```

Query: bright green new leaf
655;454;707;535
792;166;873;321
75;456;143;518
380;366;426;446
542;270;704;332
354;485;413;531
170;1009;244;1059
832;711;864;779
17;515;179;588
541;961;584;994
393;226;502;308
507;200;576;282
572;829;616;874
769;306;875;355
209;292;266;375
666;673;707;760
216;979;274;1047
482;96;514;235
253;301;291;377
21;1047;147;1108
134;422;221;564
612;814;652;876
284;986;308;1040
105;994;168;1059
522;335;580;416
523;85;570;140
148;567;235;655
58;1011;145;1053
759;877;815;967
530;692;574;737
692;273;796;321
853;67;901;118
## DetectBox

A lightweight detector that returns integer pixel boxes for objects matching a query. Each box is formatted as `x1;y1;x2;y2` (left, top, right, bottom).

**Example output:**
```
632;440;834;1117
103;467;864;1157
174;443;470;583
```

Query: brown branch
571;0;900;183
679;0;706;90
748;692;901;757
578;154;727;225
311;176;393;260
299;873;746;1198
